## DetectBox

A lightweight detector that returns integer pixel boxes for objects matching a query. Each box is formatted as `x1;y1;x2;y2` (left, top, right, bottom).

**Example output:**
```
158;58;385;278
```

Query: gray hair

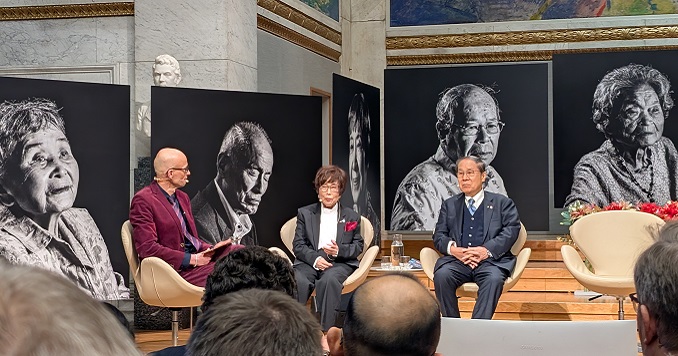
592;64;673;137
217;121;272;173
634;241;678;352
0;98;66;178
435;83;500;143
456;155;487;174
0;265;141;356
348;93;370;160
153;54;181;77
187;289;322;356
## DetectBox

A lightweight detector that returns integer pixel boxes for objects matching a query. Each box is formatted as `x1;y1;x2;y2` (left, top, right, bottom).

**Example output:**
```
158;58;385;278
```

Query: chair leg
617;296;625;320
171;310;179;346
190;307;194;331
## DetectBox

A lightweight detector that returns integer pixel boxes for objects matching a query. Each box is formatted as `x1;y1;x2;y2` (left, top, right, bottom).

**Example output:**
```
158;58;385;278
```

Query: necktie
468;198;477;215
171;195;202;251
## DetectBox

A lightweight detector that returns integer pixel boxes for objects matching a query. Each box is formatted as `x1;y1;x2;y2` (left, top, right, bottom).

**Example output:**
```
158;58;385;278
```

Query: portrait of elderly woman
347;93;380;244
565;64;678;206
0;98;129;300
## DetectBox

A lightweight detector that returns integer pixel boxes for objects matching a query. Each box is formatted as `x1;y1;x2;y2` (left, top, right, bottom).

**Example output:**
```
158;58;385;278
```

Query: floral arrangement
560;200;678;227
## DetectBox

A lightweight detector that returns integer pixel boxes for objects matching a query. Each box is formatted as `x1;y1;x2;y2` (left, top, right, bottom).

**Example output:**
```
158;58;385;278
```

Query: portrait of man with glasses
391;84;508;231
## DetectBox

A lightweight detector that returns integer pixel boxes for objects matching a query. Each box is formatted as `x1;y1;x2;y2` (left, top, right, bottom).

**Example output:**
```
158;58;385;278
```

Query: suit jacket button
180;243;185;248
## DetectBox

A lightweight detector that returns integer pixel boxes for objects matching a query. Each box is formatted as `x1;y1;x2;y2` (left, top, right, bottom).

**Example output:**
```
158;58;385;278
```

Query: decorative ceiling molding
0;2;133;21
257;0;341;45
387;25;678;50
258;15;340;62
386;45;678;66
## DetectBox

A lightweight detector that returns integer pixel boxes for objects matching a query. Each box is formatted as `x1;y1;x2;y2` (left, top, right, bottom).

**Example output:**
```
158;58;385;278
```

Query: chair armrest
139;257;204;308
342;246;379;294
269;247;292;264
420;247;441;282
503;247;531;292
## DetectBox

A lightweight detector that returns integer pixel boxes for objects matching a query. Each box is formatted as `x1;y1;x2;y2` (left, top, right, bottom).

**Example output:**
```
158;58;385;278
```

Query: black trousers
434;258;509;319
294;262;355;331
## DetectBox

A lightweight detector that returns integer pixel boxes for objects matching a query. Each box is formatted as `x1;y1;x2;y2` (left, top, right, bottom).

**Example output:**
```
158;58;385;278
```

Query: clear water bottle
391;234;404;267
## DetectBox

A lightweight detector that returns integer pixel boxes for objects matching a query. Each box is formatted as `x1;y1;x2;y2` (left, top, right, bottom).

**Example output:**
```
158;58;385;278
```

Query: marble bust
136;54;182;138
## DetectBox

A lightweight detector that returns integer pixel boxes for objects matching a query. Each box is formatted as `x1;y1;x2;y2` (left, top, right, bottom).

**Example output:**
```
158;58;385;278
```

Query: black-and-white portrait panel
151;86;322;251
553;50;678;208
0;76;131;300
385;63;549;231
332;74;381;246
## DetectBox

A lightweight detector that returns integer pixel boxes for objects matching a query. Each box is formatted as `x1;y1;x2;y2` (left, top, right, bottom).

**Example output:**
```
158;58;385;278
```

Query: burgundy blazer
129;181;210;271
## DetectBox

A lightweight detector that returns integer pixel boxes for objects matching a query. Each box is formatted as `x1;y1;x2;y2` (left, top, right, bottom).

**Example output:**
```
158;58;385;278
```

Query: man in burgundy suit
129;148;239;287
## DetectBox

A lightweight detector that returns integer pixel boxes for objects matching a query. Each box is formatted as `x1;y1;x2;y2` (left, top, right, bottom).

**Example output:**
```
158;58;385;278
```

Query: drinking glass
400;255;411;269
381;256;391;270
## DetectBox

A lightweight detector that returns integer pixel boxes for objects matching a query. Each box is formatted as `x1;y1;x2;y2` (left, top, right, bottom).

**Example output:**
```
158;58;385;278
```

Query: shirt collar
465;190;484;206
321;202;339;215
214;179;252;235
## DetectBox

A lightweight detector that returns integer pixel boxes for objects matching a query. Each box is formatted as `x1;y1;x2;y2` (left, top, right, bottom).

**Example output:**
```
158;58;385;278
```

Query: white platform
438;318;638;356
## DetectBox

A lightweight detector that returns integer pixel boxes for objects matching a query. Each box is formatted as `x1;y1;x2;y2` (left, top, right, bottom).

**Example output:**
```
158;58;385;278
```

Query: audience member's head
0;265;140;356
328;272;441;356
187;289;322;356
634;240;678;356
202;246;296;312
655;220;678;243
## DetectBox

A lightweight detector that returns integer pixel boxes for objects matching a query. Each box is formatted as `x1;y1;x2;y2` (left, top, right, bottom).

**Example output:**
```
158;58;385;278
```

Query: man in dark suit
130;148;238;287
433;155;520;319
191;122;273;246
293;166;364;332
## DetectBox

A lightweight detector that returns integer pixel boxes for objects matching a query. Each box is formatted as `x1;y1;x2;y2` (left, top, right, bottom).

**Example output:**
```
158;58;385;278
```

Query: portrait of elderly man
565;64;678;207
191;121;273;246
347;93;380;244
391;83;507;231
0;98;129;300
136;54;182;139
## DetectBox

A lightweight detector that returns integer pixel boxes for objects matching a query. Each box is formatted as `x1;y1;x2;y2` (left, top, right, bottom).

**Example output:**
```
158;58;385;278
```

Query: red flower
660;201;678;221
603;201;632;211
638;202;661;215
345;221;358;232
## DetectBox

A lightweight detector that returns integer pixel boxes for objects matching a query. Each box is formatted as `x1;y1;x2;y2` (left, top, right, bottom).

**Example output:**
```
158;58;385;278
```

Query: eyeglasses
457;170;480;178
319;184;340;193
168;166;190;174
453;121;505;136
629;293;640;312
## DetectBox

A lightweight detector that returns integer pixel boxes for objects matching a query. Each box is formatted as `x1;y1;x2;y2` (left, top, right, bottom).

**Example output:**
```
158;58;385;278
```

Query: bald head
153;148;190;192
154;148;186;177
343;273;441;356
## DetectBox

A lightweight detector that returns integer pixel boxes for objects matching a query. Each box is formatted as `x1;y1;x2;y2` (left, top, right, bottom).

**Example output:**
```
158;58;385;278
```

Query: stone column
133;0;257;158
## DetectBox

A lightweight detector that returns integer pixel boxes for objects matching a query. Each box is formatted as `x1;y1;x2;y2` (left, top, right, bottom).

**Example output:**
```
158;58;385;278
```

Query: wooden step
458;292;634;321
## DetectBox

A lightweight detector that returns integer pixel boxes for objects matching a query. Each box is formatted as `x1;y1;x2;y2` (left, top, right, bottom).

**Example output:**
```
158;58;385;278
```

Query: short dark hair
435;83;500;144
187;289;322;356
634;241;678;352
0;98;67;177
343;273;441;356
348;93;370;160
202;246;296;312
216;121;272;173
456;155;486;174
314;165;348;195
592;64;673;137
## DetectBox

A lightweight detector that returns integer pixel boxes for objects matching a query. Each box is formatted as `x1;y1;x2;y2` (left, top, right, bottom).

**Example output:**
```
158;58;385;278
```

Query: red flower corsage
345;221;358;232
